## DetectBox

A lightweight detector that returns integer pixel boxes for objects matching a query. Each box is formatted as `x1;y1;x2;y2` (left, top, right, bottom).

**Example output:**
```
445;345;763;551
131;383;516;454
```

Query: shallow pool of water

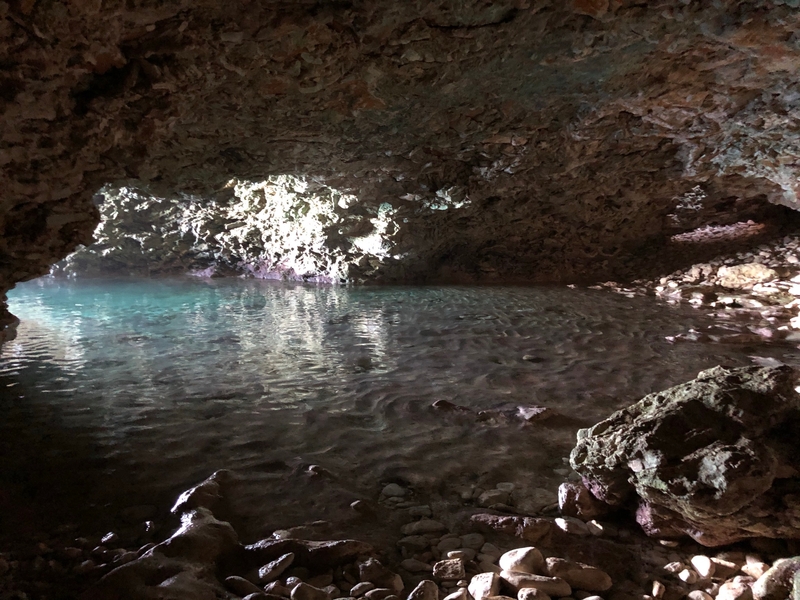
2;277;798;544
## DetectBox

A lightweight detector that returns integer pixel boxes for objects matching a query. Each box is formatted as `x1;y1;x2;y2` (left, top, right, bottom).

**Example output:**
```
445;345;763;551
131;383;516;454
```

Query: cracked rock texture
6;1;800;332
570;365;800;547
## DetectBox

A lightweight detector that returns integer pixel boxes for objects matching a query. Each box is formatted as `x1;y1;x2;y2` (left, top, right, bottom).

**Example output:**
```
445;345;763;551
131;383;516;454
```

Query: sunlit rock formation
5;1;800;336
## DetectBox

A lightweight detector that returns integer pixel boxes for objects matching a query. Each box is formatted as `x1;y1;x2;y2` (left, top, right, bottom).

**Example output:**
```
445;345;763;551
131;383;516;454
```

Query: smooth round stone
480;543;503;559
752;558;800;600
382;484;407;498
690;555;714;579
478;490;510;507
438;538;463;553
460;534;485;550
364;588;394;600
499;548;545;575
499;571;571;598
585;521;604;536
545;559;611;593
741;561;770;579
496;483;515;492
401;559;432;573
408;506;433;518
243;594;269;600
686;592;712;600
350;583;375;597
264;581;289;596
226;576;265;597
711;558;740;579
401;520;447;535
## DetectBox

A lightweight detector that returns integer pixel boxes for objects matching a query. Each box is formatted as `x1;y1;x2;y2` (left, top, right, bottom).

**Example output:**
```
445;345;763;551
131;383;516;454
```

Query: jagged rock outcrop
569;365;800;546
6;1;800;334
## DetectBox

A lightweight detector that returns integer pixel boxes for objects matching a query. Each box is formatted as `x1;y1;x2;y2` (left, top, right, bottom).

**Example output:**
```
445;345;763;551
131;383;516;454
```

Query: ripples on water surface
2;277;798;542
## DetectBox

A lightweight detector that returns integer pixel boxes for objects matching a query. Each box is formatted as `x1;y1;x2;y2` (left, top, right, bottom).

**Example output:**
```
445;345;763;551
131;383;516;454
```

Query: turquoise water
1;277;797;543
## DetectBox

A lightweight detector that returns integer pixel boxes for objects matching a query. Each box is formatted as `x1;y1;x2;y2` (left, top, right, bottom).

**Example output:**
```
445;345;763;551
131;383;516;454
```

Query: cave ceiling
3;0;800;301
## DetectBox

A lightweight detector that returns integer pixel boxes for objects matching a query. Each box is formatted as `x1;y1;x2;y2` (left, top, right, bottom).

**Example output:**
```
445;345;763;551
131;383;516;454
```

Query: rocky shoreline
2;471;799;600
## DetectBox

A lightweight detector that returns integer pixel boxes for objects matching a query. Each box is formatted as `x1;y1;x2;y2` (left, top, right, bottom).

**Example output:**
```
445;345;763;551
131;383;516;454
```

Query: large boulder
569;365;800;546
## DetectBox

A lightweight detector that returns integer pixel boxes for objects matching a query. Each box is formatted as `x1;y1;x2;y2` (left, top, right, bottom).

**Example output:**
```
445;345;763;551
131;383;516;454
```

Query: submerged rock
570;365;800;546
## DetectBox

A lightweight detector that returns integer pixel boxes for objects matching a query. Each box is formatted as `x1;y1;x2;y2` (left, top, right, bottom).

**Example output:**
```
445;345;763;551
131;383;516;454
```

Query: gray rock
401;520;447;536
359;558;404;594
433;559;465;580
753;557;800;600
407;580;440;600
292;583;332;600
570;365;800;546
469;573;500;600
226;576;266;597
498;547;545;575
259;552;295;583
544;558;611;593
350;583;376;597
499;571;571;598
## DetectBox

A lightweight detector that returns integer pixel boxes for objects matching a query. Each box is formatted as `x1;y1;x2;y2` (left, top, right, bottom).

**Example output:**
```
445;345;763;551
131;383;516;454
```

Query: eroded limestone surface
5;1;800;332
570;365;800;547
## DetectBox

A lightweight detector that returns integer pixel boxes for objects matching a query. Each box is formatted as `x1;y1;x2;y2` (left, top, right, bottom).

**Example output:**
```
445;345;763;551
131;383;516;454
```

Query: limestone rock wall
5;1;800;327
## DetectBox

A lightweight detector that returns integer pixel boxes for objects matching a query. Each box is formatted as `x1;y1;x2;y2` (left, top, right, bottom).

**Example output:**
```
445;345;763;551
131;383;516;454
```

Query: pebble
226;576;266;597
518;589;551;600
496;482;515;492
364;588;396;600
686;592;712;600
716;577;753;600
243;594;269;600
350;583;376;596
401;559;432;573
323;586;341;600
740;561;769;579
433;558;465;580
406;580;439;600
460;533;485;550
443;589;470;600
690;555;714;579
478;489;510;507
259;552;295;582
662;562;683;575
401;520;447;535
499;547;545;575
678;568;697;584
499;571;572;597
382;484;407;498
585;521;604;536
468;572;500;600
545;559;612;593
438;538;463;552
651;581;665;599
711;558;740;579
408;506;433;518
398;536;430;552
265;581;290;596
554;517;589;536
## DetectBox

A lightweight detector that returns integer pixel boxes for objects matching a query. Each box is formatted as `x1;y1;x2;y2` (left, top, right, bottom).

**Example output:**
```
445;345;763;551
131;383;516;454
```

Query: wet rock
406;580;439;600
752;557;800;599
157;507;239;564
227;575;266;597
544;558;611;593
570;365;800;546
498;548;545;575
499;571;571;598
468;572;500;600
259;552;295;582
171;470;233;514
557;483;608;521
293;583;332;600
